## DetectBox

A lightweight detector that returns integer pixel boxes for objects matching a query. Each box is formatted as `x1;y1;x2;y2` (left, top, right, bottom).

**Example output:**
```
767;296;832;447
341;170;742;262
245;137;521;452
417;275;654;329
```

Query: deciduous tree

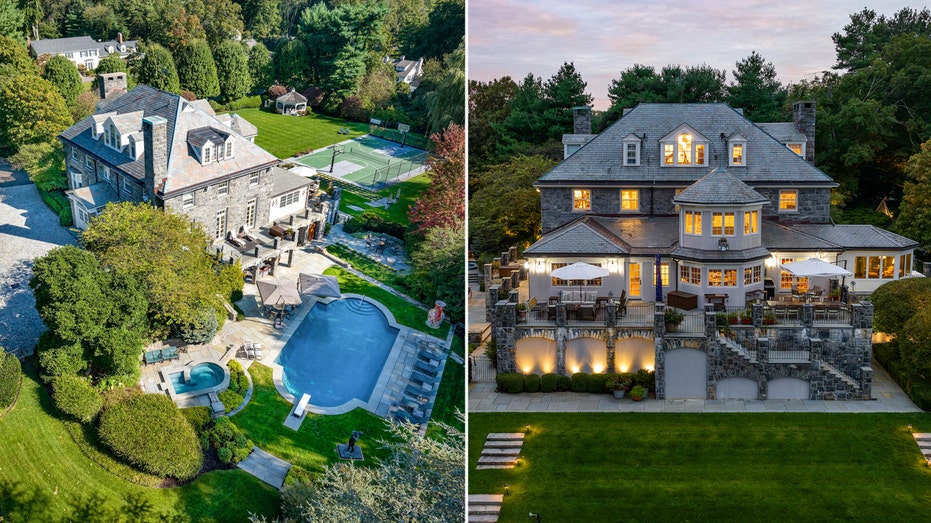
9;140;66;190
92;54;134;91
893;137;931;250
273;38;308;89
0;0;24;42
176;39;219;99
0;75;72;151
425;40;464;134
408;123;464;235
247;41;273;92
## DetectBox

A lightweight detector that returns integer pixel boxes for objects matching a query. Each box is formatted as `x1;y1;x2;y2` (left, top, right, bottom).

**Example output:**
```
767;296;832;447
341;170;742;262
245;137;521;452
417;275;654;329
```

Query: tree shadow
0;259;45;357
0;184;77;247
0;478;57;522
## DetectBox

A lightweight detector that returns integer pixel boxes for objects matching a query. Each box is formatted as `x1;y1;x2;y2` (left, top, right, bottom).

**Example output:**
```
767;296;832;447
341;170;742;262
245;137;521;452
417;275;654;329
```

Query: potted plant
630;385;646;401
516;303;528;322
665;307;685;332
605;374;631;399
763;311;777;325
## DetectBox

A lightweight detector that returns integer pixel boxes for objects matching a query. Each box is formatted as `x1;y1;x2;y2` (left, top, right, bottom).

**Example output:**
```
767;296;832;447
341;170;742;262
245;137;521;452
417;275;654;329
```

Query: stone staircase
913;433;931;464
476;432;524;469
718;334;757;363
817;359;860;390
468;494;503;523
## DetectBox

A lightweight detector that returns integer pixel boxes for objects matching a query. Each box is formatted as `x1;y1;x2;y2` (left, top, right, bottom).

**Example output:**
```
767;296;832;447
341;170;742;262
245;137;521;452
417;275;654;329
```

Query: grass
430;335;465;431
231;108;369;159
0;363;280;522
470;412;931;521
323;265;449;338
338;172;432;227
230;364;392;474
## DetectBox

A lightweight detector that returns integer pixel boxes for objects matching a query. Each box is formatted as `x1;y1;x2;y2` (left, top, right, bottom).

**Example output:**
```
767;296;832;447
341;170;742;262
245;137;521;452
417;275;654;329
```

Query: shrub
588;373;607;393
570;372;589;393
268;84;287;99
341;212;407;240
523;373;541;393
217;447;233;464
218;388;245;412
181;405;213;432
51;375;103;423
495;373;523;394
633;369;656;390
205;417;253;465
339;95;368;121
540;373;558;393
173;309;219;345
556;375;571;391
0;351;22;409
98;392;203;480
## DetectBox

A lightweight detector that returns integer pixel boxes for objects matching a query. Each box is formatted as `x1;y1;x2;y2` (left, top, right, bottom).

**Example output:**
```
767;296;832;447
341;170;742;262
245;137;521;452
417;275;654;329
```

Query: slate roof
66;182;118;210
270;166;311;197
536;103;837;187
60;85;278;197
760;221;843;251
793;224;918;250
671;245;772;263
30;36;138;57
276;90;307;105
216;113;258;139
187;127;230;149
674;168;769;206
757;122;806;144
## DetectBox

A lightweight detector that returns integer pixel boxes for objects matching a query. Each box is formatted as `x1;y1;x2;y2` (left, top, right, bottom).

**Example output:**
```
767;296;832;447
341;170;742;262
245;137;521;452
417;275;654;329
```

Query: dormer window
225;140;233;159
728;135;747;166
105;123;120;150
622;134;641;166
129;137;136;159
731;144;744;165
787;143;804;156
203;145;212;163
661;126;707;166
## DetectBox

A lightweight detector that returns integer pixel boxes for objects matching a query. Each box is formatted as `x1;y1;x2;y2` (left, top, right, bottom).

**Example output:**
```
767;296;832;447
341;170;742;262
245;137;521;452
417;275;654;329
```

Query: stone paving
237;447;292;490
0;180;78;357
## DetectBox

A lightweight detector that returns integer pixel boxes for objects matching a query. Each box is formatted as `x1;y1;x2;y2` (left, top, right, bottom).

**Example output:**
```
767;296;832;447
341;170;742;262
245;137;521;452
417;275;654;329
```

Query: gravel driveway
0;175;77;356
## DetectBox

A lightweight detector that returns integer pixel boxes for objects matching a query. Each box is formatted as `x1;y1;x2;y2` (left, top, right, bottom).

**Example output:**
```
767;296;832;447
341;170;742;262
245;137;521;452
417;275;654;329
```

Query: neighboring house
30;34;137;71
59;73;333;273
387;55;424;90
487;102;918;402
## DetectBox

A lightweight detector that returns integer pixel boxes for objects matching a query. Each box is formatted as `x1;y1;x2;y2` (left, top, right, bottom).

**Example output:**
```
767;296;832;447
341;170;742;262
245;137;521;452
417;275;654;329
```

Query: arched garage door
716;377;758;400
768;378;809;400
664;349;707;399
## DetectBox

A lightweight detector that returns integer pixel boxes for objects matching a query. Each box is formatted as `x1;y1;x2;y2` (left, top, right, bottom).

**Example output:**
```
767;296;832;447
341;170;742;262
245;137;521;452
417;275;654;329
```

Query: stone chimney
793;100;816;163
117;32;123;44
143;116;168;204
573;106;592;134
98;72;127;100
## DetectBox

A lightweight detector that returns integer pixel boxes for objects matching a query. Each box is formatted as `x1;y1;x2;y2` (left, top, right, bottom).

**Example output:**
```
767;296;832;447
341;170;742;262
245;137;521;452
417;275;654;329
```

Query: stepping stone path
476;432;524;470
468;494;503;523
913;432;931;464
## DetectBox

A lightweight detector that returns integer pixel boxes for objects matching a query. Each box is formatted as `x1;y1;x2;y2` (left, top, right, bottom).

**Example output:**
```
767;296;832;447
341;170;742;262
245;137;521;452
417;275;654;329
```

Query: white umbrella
256;279;303;307
298;273;341;298
779;258;852;278
551;262;610;296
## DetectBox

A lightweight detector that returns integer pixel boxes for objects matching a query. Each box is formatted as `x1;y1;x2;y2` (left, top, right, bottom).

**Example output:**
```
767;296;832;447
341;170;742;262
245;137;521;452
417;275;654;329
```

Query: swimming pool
168;362;225;394
276;298;400;407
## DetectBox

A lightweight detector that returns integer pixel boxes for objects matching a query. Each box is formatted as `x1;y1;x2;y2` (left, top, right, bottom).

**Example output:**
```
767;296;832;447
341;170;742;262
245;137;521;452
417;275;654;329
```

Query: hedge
342;211;406;240
52;375;103;423
556;375;571;392
0;352;22;409
523;373;541;393
874;341;931;410
570;372;589;392
208;95;263;113
495;373;524;394
219;360;248;413
540;373;558;393
587;373;607;393
181;405;213;432
98;392;203;480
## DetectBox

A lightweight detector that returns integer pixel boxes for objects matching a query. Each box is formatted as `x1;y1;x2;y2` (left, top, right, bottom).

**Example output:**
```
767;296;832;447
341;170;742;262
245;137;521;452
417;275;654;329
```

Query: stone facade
755;186;832;224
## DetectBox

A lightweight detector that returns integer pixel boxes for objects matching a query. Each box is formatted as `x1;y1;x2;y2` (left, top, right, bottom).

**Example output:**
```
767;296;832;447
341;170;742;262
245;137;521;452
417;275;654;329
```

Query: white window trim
225;140;233;159
660;132;708;167
121;177;133;195
572;189;591;212
712;212;736;237
249;172;259;186
728;139;746;167
779;189;798;213
787;143;805;157
182;191;195;209
620;189;639;212
217;181;229;196
622;137;641;166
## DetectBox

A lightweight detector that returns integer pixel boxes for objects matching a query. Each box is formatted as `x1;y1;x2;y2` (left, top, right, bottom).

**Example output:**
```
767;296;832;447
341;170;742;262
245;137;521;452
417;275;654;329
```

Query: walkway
237;447;292;490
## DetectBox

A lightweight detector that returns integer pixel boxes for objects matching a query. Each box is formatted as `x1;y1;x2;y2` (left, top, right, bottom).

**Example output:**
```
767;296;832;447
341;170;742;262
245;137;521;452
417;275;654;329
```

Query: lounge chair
414;360;440;376
144;350;163;365
161;347;179;361
411;370;439;384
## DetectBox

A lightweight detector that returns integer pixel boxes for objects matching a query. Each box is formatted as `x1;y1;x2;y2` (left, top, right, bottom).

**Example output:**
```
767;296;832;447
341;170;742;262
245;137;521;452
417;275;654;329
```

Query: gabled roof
536;103;836;186
187;127;230;149
216;113;258;138
758;122;806;143
524;217;629;257
30;36;138;57
674;168;769;206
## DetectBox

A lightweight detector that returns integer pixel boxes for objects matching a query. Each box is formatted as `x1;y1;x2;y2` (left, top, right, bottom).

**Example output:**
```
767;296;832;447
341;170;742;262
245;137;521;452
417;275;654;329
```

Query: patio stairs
476;432;524;470
468;494;503;522
912;433;931;465
718;334;757;364
816;359;860;390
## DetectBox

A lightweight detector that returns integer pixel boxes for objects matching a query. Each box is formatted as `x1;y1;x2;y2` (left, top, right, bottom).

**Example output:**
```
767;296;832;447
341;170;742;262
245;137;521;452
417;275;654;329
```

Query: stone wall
755;187;831;224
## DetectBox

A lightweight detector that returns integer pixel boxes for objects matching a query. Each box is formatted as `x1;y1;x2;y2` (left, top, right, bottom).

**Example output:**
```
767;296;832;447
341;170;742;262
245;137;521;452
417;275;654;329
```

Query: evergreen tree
42;54;82;104
213;40;251;102
0;0;25;43
425;41;464;134
92;54;134;91
175;39;219;99
273;38;308;89
725;51;787;122
242;0;281;40
134;43;180;93
247;42;273;92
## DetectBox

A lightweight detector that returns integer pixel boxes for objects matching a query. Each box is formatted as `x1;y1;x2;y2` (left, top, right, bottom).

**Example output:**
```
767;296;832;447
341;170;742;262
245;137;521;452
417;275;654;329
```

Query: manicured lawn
339;172;432;227
230;364;392;475
231;108;369;159
0;364;280;522
324;265;449;338
431;335;465;431
470;413;931;521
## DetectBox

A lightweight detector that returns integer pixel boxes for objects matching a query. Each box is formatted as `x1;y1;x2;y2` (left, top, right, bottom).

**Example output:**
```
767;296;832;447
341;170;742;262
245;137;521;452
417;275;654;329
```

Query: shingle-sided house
30;34;138;71
486;102;918;401
59;73;332;272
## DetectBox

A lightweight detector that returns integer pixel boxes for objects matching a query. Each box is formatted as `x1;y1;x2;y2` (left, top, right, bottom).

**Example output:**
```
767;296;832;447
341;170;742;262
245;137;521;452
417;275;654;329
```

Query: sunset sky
468;0;931;109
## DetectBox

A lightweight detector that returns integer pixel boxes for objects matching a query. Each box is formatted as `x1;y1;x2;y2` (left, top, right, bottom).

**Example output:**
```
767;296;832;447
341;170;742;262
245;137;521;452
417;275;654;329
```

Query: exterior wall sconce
536;258;545;273
718;238;729;251
608;258;618;273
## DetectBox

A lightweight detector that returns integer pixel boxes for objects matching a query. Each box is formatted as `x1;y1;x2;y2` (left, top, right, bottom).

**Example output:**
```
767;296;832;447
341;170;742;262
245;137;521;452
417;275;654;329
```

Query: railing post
809;337;822;362
752;303;763;328
655;303;666;338
605;302;617;328
555;303;567;327
757;337;770;363
802;303;813;328
704;304;717;337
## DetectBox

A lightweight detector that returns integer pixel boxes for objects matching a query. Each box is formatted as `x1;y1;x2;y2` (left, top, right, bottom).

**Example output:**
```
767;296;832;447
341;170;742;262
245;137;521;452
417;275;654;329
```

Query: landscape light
525;424;531;433
908;424;913;433
504;483;509;496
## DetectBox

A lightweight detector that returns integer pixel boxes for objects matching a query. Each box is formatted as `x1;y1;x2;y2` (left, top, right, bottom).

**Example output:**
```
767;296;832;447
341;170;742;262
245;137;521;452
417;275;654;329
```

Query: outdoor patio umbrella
551;262;610;296
297;273;341;298
256;279;303;307
779;258;852;277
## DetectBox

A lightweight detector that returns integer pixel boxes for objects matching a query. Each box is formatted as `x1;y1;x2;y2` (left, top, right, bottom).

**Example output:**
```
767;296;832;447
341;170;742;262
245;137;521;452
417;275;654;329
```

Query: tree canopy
133;43;180;93
214;40;251;102
725;51;787;122
42;54;82;104
0;74;72;152
175;39;220;99
408;124;464;236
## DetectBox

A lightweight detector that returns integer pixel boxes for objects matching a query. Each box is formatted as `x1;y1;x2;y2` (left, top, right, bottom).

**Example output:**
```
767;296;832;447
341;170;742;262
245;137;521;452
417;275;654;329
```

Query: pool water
277;298;399;407
169;362;225;394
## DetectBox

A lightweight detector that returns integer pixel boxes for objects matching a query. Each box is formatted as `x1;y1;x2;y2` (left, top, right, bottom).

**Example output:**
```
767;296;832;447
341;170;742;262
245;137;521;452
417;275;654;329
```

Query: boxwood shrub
587;373;606;393
98;392;203;480
219;360;249;413
205;417;253;465
570;372;589;392
0;352;21;409
52;375;103;423
540;373;558;393
495;373;524;394
523;373;541;393
556;375;571;391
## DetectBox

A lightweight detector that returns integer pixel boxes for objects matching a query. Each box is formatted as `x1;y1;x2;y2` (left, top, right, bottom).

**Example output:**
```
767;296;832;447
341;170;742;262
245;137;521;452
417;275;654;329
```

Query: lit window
744;266;762;285
249;172;259;186
217;181;229;196
663;132;707;166
744;210;758;234
709;269;722;287
653;263;669;286
677;133;692;164
779;190;797;212
882;256;894;279
780;257;794;289
664;144;674;165
712;213;734;235
182;191;195;208
685;210;703;235
731;144;743;165
690;267;700;285
680;265;689;283
900;254;912;277
696;144;705;164
854;256;866;278
723;269;737;287
573;189;591;211
787;143;803;156
551;262;603;287
621;190;638;211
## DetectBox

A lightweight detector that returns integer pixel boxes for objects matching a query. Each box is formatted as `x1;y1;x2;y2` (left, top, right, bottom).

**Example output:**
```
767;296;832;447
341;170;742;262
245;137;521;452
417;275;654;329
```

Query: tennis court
296;135;429;189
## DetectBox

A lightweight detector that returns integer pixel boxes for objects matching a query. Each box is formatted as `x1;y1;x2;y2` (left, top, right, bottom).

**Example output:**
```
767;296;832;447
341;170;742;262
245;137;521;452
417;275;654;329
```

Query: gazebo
275;89;307;115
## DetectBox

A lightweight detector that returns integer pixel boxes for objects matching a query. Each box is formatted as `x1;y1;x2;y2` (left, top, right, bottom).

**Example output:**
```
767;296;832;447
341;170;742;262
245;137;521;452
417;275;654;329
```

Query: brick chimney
573;106;592;134
793;100;816;163
98;72;127;100
143;116;168;204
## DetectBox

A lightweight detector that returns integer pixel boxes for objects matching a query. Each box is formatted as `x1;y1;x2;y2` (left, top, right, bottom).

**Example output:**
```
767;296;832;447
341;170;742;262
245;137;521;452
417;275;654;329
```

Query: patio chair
414;360;440;375
814;304;827;321
411;370;439;384
144;350;163;365
162;347;179;361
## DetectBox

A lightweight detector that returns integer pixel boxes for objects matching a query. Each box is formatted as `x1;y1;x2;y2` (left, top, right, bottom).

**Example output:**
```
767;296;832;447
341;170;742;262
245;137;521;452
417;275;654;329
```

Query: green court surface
297;135;427;189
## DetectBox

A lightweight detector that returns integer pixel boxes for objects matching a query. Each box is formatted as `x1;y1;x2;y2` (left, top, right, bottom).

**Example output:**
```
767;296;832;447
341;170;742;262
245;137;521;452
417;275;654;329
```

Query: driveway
0;161;77;356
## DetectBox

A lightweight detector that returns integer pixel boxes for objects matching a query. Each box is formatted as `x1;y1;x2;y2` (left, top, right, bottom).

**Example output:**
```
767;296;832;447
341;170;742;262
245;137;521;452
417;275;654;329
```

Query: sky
468;0;931;109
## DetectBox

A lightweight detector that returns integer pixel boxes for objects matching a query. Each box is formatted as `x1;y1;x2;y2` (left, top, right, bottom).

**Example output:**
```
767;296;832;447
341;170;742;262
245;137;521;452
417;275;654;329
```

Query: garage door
716;377;758;400
664;349;707;399
767;378;809;400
